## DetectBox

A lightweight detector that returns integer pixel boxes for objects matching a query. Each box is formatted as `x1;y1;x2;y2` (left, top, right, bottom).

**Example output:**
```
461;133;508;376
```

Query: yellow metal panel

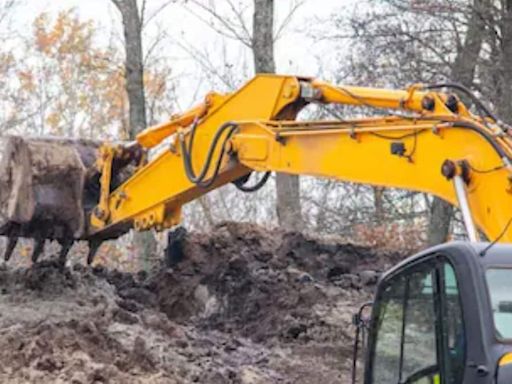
500;353;512;366
90;75;301;234
234;119;512;242
235;135;269;161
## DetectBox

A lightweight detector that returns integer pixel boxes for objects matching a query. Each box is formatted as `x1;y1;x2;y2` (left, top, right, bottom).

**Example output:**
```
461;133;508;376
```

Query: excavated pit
0;222;407;383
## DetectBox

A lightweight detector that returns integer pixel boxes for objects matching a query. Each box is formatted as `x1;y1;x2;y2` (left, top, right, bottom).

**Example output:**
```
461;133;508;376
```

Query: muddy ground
0;222;406;384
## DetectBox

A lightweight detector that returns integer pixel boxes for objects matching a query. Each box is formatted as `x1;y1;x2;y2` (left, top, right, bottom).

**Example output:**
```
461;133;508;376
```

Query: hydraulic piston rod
453;174;479;242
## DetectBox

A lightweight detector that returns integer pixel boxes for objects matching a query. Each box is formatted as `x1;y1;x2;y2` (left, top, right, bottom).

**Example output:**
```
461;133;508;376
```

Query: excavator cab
360;242;512;384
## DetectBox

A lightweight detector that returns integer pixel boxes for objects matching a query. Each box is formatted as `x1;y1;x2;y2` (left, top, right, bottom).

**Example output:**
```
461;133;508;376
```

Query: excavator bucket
0;136;100;244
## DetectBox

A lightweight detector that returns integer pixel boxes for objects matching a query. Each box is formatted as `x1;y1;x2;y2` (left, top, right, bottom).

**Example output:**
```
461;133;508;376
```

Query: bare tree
252;0;303;230
111;0;156;265
427;0;487;245
323;0;490;245
482;0;512;123
112;0;147;138
183;0;304;230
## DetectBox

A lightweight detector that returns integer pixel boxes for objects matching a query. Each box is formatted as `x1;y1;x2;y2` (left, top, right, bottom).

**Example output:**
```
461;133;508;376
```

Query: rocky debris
0;222;406;383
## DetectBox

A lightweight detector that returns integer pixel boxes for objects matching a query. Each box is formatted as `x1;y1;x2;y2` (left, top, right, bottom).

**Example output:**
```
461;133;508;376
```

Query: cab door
365;256;466;384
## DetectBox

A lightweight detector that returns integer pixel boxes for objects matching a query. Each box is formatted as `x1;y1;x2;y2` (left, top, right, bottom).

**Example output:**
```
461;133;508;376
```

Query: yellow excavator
1;74;512;383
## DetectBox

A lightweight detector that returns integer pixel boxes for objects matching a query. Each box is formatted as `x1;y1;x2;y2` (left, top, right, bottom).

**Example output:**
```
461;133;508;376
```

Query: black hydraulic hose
180;121;239;188
451;120;509;160
424;83;499;123
182;120;229;182
182;118;273;191
196;126;238;188
186;117;200;173
182;126;237;188
480;217;512;256
233;171;272;192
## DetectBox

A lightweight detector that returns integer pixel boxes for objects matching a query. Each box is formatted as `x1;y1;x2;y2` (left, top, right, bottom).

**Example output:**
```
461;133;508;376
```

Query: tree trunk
112;0;156;266
451;0;488;88
496;0;512;122
426;0;486;246
275;173;302;230
252;0;275;74
112;0;147;138
252;0;302;230
373;187;385;225
426;198;453;246
197;196;215;229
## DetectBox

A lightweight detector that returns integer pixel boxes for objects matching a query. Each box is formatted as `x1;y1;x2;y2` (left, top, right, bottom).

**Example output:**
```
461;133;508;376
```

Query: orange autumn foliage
16;10;174;140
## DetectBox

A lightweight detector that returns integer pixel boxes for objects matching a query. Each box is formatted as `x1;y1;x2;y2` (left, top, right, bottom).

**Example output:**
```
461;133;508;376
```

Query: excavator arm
1;74;512;262
88;74;512;248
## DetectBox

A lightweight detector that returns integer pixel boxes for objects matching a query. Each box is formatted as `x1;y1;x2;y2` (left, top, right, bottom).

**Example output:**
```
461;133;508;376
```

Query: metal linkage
442;159;479;242
453;174;479;242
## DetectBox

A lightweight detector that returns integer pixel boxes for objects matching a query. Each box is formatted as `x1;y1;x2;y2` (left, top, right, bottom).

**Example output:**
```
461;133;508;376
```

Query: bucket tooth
31;239;45;263
3;236;18;261
87;240;102;265
58;239;73;266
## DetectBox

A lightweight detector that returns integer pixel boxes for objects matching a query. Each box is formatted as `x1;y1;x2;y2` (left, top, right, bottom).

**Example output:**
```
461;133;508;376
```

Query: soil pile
0;222;406;383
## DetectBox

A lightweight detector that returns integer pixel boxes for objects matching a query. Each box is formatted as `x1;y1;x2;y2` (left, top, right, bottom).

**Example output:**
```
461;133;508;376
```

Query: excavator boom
92;75;512;246
1;74;512;256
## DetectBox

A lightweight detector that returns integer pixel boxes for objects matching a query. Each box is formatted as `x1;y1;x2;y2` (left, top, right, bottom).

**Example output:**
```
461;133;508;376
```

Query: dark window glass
486;268;512;339
372;267;440;383
372;276;405;383
401;269;438;380
442;263;465;384
370;260;466;384
371;265;441;384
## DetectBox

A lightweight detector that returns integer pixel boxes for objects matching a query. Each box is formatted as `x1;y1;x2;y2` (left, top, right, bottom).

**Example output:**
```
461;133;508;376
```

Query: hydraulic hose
180;121;239;188
233;171;271;192
424;83;499;123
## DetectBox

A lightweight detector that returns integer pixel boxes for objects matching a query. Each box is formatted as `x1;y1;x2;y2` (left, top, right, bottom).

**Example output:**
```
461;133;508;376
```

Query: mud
0;222;406;383
0;136;139;245
0;136;100;241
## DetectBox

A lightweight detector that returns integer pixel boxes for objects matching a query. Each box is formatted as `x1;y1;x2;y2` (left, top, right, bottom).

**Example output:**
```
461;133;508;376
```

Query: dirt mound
0;222;406;383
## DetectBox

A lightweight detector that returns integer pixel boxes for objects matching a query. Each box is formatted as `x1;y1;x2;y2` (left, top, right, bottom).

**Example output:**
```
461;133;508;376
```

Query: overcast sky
14;0;354;108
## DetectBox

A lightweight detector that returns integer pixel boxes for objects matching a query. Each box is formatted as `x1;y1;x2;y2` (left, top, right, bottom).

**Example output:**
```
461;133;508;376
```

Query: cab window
486;268;512;339
371;265;438;384
370;259;465;384
402;269;438;380
372;275;405;383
